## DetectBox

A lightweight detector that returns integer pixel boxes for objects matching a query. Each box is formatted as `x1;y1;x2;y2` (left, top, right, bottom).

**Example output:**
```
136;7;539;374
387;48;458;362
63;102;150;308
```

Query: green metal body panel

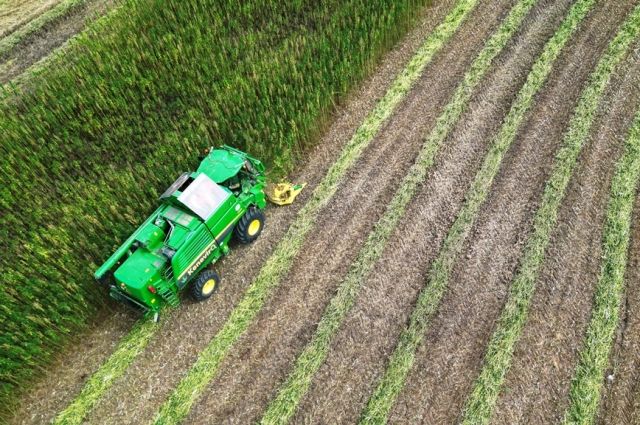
198;149;246;183
95;146;266;315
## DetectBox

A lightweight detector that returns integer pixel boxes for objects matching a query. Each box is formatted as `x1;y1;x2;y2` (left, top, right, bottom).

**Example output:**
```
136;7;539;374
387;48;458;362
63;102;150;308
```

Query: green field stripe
0;0;89;59
460;5;640;425
259;0;540;422
562;92;640;424
54;314;170;425
151;1;478;424
360;0;597;423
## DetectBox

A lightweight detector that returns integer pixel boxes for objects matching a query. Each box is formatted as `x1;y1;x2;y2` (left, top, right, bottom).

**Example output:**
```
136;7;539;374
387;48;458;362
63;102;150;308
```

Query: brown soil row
181;1;514;423
385;1;638;423
74;2;461;424
598;156;640;422
291;0;573;422
494;40;640;425
0;0;114;84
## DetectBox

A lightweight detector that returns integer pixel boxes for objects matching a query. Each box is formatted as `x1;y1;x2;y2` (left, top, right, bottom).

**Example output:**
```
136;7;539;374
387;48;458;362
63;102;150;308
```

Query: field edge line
259;0;540;423
459;4;640;424
359;0;598;422
151;1;480;424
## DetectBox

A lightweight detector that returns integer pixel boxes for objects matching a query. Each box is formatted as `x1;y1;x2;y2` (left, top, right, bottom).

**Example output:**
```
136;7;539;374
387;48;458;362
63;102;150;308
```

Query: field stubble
0;0;61;38
0;0;115;84
386;0;634;423
290;0;568;422
597;192;640;425
493;38;640;425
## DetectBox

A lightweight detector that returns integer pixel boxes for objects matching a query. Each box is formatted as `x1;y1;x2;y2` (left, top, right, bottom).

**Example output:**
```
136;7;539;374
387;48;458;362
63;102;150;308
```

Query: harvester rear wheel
235;207;264;244
191;270;220;301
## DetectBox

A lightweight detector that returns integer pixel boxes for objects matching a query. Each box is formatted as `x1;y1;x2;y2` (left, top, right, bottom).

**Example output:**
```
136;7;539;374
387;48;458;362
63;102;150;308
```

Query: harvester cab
95;145;267;319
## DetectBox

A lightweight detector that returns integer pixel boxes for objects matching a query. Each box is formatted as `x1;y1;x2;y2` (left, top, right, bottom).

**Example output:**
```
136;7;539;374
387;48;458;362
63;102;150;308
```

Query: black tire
234;207;265;244
191;270;220;301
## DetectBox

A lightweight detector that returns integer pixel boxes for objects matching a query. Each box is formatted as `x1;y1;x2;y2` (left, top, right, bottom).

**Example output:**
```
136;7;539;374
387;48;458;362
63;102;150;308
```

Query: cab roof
197;148;245;183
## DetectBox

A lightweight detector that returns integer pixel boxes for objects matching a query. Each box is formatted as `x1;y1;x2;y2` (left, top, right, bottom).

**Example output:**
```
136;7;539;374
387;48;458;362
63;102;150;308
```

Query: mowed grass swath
0;0;89;58
562;107;640;423
0;0;431;413
260;0;539;422
360;0;598;422
152;1;480;423
460;5;640;424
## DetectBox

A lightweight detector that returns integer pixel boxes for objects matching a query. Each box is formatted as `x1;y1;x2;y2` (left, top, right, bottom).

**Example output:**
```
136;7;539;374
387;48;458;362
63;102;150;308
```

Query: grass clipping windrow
460;4;640;424
260;0;539;422
361;0;597;422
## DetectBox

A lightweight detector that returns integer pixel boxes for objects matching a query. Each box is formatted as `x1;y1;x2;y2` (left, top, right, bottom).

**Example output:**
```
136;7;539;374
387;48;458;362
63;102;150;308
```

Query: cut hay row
151;1;480;424
459;4;640;424
258;0;540;422
0;0;88;58
0;0;60;39
53;315;167;424
562;91;640;425
359;0;598;422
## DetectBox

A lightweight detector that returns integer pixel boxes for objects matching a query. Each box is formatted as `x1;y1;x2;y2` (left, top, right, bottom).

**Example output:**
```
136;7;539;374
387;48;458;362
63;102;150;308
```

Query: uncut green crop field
4;0;640;423
0;0;428;412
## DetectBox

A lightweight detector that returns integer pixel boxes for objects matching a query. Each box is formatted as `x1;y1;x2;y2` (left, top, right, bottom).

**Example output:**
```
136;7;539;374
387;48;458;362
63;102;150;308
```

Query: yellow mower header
266;182;306;205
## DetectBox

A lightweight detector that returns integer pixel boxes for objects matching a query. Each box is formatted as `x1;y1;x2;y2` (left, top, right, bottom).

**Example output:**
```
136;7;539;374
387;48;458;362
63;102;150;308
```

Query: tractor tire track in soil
0;0;114;84
182;1;512;423
386;1;636;423
289;0;566;422
71;2;456;424
493;41;640;425
598;166;640;423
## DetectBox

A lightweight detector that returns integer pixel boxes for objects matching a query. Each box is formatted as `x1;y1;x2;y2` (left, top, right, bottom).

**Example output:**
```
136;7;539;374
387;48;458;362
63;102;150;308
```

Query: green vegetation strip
460;5;640;424
259;0;539;422
0;0;89;58
151;1;479;424
562;80;640;425
360;0;597;423
54;315;168;425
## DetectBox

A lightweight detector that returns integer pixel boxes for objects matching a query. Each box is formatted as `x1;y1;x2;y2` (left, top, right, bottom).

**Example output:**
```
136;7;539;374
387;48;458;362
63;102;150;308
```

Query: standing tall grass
0;0;429;415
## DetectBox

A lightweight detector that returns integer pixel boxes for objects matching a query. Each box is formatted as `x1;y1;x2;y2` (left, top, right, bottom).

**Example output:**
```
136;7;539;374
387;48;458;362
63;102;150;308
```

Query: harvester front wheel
235;207;265;244
191;270;220;301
